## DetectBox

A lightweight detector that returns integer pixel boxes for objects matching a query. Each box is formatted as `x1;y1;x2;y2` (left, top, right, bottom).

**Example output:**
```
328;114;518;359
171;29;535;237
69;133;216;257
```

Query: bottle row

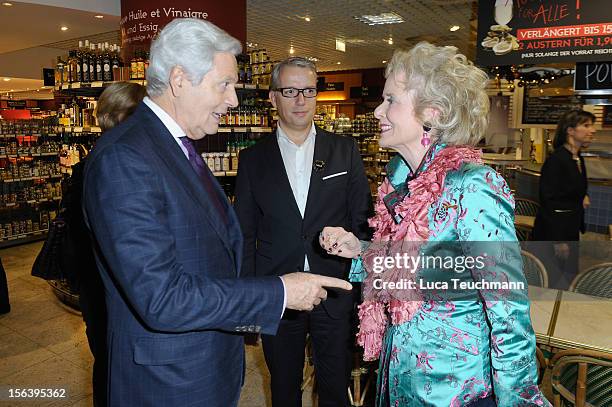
57;99;97;127
0;182;62;206
0;162;61;181
56;40;124;85
55;45;278;87
314;111;380;134
0;210;54;240
219;106;271;127
0;119;58;136
0;141;61;156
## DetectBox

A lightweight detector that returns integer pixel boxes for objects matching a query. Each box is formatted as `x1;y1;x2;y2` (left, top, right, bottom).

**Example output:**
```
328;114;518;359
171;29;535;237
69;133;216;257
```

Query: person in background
82;19;352;407
533;109;595;288
234;57;372;407
0;257;9;314
62;81;145;406
320;42;550;406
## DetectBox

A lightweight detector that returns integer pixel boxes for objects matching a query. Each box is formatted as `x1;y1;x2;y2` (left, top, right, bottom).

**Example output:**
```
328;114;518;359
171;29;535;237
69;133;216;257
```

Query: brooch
313;160;325;172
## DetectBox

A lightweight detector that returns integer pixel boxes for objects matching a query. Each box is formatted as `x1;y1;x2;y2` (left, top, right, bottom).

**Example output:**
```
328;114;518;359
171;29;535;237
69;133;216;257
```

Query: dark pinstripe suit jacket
83;102;284;406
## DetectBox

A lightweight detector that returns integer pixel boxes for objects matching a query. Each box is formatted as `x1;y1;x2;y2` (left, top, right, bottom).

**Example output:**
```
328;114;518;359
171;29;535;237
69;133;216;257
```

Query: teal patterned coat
351;146;550;407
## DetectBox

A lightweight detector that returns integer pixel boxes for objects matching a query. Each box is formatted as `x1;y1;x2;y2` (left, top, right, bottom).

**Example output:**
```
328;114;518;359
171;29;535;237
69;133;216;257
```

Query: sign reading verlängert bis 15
476;0;612;66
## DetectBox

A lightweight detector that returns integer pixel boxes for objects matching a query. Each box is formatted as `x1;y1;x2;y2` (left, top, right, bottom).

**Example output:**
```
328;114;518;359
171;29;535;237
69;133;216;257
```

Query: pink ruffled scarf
357;146;482;361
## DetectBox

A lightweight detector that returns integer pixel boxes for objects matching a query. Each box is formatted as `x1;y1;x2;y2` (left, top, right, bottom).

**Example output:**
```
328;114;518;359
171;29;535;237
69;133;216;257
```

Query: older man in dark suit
82;19;351;407
234;57;372;407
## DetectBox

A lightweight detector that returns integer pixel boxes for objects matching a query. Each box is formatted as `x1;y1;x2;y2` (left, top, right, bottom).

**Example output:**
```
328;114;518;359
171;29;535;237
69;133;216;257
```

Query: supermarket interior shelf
217;127;272;133
0;152;58;158
0;229;48;248
58;126;102;133
55;81;268;93
212;171;237;177
1;174;63;183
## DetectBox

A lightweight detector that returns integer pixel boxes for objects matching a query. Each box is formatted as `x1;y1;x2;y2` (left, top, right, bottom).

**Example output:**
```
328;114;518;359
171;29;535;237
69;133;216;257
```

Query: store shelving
0;119;63;247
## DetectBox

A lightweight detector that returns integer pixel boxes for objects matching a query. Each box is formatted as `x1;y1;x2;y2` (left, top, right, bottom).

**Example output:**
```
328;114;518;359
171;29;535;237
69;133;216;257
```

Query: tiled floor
0;242;316;407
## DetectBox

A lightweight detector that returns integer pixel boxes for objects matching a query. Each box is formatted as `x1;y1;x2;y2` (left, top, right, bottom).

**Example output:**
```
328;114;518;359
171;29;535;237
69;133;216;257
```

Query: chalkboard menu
521;94;583;125
575;62;612;95
604;106;612;127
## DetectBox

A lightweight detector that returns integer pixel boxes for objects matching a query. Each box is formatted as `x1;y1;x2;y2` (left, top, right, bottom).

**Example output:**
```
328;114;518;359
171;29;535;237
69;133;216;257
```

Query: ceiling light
2;2;13;6
289;46;295;55
336;62;341;65
2;78;10;82
10;89;14;92
335;39;346;52
387;37;394;45
60;26;69;31
94;15;104;19
305;16;311;22
449;25;461;32
306;56;319;62
382;60;387;64
354;12;404;26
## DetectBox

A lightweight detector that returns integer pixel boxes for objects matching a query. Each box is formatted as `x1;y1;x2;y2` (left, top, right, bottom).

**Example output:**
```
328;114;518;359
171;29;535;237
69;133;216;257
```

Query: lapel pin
313;160;325;172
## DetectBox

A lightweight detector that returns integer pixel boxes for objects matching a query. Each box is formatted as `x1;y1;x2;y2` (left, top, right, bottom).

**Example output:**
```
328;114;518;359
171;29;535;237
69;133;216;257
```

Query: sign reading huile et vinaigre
120;0;246;60
476;0;612;66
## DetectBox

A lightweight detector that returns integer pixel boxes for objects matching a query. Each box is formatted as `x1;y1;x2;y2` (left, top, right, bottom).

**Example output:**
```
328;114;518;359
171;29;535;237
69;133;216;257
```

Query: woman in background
320;43;549;406
64;81;145;406
533;109;595;288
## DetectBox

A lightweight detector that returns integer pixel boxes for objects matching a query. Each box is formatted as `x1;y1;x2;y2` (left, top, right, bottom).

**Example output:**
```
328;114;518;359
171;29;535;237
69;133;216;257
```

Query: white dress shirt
277;122;317;271
143;96;287;311
143;96;189;159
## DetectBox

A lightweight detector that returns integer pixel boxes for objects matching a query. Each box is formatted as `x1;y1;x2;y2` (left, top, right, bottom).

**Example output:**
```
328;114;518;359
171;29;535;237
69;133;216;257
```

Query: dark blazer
82;102;284;407
533;146;588;241
234;127;371;317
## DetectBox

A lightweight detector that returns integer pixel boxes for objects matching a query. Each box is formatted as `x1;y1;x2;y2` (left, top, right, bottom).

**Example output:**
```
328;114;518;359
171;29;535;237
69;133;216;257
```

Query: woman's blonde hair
386;42;489;146
96;82;146;131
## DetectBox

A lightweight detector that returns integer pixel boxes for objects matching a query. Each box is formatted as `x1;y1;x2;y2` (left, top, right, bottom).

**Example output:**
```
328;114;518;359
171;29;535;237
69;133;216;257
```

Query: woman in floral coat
320;42;550;407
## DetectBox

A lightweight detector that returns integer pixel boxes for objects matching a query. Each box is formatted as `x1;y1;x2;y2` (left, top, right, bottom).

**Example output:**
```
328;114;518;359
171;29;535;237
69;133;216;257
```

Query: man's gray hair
146;18;242;97
270;57;317;89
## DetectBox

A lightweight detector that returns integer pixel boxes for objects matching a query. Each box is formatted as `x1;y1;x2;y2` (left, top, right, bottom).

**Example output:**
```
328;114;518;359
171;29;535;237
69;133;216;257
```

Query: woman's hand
319;226;361;259
583;195;591;209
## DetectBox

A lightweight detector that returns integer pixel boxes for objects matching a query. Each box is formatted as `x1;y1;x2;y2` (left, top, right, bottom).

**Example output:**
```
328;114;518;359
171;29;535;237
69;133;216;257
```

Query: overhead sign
322;82;344;92
477;0;612;66
120;0;246;60
7;100;27;108
574;61;612;95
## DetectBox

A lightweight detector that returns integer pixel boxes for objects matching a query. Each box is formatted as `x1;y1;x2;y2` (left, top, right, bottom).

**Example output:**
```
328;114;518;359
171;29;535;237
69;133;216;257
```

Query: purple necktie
180;136;227;222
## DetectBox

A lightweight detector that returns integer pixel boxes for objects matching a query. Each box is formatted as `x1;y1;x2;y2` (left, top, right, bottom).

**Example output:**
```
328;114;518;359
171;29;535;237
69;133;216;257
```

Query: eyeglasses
273;87;318;98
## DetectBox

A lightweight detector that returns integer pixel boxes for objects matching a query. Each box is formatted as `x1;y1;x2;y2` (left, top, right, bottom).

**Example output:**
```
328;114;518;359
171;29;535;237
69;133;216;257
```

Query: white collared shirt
143;96;189;159
277;122;316;271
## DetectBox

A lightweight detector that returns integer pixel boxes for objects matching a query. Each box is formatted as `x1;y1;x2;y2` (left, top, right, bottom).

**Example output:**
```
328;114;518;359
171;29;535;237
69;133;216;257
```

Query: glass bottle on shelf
136;50;145;79
130;51;138;80
102;43;112;82
82;40;91;83
55;56;64;86
76;41;83;82
67;50;77;83
111;45;122;80
89;44;96;81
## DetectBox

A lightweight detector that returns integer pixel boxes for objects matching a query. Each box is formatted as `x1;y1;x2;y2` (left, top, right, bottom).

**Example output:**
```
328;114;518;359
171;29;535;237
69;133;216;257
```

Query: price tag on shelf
91;127;102;133
61;84;69;90
217;128;231;133
244;84;256;90
234;127;247;133
91;81;103;88
73;127;83;133
72;83;81;89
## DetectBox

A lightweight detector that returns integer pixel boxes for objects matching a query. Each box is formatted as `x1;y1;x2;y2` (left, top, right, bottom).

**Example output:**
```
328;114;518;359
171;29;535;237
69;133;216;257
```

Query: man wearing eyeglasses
234;57;372;407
